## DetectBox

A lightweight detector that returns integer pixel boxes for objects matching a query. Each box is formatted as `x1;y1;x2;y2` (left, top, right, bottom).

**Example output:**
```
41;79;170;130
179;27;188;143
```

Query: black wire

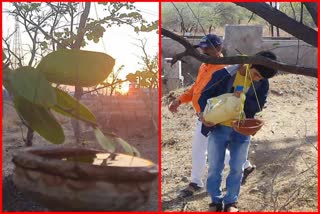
186;2;206;36
185;2;219;53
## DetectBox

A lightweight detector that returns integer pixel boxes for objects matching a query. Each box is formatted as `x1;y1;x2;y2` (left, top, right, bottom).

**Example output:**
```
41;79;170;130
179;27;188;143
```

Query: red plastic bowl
232;118;264;136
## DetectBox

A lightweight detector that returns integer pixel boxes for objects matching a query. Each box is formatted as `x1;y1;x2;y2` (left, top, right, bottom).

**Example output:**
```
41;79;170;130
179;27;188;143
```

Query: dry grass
161;73;318;212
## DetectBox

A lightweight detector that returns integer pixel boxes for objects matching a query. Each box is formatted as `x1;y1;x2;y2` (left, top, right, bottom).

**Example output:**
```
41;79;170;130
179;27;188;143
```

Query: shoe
178;182;202;198
224;203;239;212
208;202;223;212
241;165;256;185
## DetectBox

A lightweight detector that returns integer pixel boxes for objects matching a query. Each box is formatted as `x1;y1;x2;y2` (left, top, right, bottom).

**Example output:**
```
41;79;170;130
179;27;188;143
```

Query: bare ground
2;97;158;211
161;74;318;212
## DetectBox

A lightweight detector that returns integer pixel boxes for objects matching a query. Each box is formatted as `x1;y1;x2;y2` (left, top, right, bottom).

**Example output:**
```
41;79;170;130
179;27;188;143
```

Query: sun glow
2;2;158;96
120;82;129;94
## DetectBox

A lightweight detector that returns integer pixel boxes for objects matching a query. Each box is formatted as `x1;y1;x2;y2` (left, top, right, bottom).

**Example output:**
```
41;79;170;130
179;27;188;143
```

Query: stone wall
82;95;158;137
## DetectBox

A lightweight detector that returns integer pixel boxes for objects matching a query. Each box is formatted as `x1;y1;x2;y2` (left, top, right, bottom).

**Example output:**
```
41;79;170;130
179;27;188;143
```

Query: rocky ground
161;73;318;212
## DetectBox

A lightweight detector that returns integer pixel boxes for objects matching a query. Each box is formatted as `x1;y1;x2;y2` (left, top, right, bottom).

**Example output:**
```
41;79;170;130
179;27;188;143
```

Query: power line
136;8;158;17
185;2;219;52
186;2;206;36
135;5;158;16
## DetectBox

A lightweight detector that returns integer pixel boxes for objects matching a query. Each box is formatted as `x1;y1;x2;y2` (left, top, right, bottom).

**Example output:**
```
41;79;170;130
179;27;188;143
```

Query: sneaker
208;202;223;212
241;165;256;185
178;182;202;198
224;203;239;212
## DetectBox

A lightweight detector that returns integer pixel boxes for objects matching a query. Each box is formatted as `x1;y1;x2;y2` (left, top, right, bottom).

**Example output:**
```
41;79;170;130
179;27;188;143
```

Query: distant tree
234;2;317;47
280;2;317;27
162;3;261;34
136;39;158;89
162;3;317;77
126;39;158;89
162;2;316;37
106;65;125;96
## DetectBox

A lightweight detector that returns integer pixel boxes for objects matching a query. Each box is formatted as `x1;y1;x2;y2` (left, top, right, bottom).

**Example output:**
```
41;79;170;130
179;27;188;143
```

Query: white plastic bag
203;93;243;124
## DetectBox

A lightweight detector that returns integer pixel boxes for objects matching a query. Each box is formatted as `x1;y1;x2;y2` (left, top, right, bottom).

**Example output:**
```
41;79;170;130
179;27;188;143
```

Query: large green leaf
111;133;140;157
95;129;140;157
37;49;115;87
10;66;57;107
14;96;65;144
52;88;97;125
94;128;116;152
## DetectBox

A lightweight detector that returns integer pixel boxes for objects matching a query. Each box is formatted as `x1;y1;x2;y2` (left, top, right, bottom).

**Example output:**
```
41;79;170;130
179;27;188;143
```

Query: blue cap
235;85;244;92
196;34;222;48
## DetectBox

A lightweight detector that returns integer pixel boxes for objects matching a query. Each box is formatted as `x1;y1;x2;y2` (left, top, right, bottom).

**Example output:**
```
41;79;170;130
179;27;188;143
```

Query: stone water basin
12;146;158;211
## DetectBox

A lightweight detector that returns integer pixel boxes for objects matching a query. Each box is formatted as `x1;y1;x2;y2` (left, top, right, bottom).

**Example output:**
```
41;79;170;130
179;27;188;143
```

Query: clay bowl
232;118;264;136
12;146;158;211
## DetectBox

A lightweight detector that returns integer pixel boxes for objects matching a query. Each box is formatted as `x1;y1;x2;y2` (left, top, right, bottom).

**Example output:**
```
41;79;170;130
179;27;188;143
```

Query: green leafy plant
3;50;140;156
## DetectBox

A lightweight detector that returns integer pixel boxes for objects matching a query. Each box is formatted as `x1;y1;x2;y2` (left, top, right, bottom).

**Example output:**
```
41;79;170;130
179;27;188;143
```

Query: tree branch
71;2;90;49
82;79;127;95
234;3;317;47
12;3;68;49
171;3;186;34
2;38;23;68
186;2;206;35
289;2;297;20
48;3;62;51
20;16;68;49
161;28;317;78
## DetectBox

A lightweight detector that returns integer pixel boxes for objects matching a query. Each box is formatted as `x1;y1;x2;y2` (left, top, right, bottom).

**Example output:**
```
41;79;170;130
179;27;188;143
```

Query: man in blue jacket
198;51;278;212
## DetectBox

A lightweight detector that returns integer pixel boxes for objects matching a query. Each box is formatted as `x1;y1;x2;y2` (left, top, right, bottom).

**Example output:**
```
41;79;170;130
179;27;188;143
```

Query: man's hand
168;99;181;113
198;112;216;127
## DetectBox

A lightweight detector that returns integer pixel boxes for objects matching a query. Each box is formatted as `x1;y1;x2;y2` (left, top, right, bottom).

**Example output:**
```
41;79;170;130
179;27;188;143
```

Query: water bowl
232;118;264;136
12;146;158;211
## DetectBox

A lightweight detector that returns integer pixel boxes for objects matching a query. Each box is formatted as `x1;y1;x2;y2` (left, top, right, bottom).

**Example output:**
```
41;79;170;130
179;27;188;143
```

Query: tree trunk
72;86;83;144
71;2;91;144
234;3;317;47
26;128;34;147
109;86;115;96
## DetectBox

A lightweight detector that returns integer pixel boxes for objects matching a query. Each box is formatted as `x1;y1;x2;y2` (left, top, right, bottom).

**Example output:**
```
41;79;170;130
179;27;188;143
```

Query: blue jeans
207;125;250;205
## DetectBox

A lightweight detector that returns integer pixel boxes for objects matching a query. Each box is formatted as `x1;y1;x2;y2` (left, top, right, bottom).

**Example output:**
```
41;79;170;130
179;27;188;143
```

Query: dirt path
161;74;318;212
2;101;158;211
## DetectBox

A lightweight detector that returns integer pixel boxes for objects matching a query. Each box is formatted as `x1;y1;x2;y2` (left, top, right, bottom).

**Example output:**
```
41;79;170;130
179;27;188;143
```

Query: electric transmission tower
12;15;23;69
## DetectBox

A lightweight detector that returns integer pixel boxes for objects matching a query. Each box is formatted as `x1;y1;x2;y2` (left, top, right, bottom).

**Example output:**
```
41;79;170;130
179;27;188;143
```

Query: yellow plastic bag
203;93;244;124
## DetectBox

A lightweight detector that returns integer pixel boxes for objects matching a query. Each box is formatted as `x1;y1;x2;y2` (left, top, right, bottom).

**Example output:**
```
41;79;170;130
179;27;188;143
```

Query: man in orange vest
169;34;255;198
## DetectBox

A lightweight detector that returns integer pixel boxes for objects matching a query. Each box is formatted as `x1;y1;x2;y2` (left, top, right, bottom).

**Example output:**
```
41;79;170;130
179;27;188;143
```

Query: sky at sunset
2;2;159;94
